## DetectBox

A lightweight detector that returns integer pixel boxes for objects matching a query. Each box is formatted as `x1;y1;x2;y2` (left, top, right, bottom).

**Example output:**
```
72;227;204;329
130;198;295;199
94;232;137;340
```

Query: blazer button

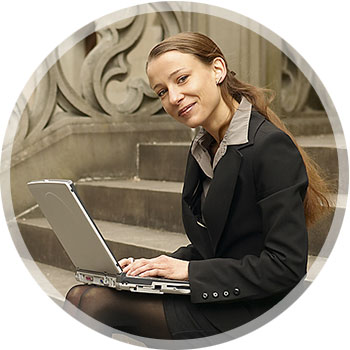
223;291;230;297
233;287;240;296
212;291;219;298
202;292;209;300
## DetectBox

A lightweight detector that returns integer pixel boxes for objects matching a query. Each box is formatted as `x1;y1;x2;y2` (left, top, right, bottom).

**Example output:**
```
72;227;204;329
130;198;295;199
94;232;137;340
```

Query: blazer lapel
182;151;202;203
182;152;215;258
202;148;242;252
202;111;266;253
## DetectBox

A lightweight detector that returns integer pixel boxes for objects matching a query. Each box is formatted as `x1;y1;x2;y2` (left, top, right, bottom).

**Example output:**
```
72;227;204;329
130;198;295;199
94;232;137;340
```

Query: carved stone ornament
281;54;312;114
12;2;192;156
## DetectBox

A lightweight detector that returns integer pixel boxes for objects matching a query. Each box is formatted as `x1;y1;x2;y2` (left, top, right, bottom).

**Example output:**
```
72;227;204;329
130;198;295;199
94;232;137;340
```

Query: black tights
64;284;172;340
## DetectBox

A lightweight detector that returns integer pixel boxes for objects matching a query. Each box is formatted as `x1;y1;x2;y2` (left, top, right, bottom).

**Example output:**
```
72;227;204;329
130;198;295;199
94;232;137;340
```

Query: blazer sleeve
169;244;203;261
188;130;309;304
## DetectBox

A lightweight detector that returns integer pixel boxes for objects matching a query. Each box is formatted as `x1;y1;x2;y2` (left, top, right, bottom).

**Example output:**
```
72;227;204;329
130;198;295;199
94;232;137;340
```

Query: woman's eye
157;89;167;97
178;75;188;84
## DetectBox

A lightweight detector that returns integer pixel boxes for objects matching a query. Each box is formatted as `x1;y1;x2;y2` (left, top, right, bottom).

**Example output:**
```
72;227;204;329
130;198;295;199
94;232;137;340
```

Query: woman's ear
212;57;227;85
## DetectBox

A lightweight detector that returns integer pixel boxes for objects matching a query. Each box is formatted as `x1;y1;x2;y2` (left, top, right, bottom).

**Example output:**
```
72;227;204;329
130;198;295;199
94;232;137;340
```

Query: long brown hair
147;32;331;227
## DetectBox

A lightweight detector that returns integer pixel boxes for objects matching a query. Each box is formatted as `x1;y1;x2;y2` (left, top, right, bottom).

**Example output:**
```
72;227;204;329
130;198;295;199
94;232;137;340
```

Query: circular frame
1;2;348;349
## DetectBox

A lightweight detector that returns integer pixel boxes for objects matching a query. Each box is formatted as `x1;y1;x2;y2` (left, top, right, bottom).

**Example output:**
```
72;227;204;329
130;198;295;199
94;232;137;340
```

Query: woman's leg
64;285;172;340
63;284;92;319
65;284;91;308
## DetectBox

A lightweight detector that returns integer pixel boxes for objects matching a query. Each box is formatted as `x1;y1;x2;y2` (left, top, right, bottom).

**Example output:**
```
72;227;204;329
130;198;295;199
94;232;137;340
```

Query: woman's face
147;51;227;129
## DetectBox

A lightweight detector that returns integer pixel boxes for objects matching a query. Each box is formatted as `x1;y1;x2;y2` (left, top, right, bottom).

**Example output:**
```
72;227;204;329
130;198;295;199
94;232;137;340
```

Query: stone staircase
16;128;344;302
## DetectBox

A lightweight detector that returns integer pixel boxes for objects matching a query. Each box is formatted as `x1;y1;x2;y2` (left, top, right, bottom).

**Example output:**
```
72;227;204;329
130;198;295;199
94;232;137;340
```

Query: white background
0;1;349;349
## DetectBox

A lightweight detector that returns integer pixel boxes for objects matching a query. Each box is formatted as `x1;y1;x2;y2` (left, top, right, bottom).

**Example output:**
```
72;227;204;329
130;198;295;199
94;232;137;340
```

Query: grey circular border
1;2;348;349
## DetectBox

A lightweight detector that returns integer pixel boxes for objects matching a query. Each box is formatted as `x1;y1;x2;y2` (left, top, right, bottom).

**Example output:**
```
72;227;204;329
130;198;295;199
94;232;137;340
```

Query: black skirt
163;293;221;340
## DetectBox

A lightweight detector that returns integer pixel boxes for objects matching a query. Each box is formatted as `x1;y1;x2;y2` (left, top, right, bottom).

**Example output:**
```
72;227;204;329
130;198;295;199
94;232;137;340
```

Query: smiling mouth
178;103;196;117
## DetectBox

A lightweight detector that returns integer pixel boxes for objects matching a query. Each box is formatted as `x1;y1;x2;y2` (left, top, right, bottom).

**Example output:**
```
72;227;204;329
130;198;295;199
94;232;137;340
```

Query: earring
216;77;221;85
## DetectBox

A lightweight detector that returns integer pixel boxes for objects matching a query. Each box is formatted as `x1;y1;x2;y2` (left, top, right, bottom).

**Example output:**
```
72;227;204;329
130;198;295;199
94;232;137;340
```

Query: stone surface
22;258;76;304
285;116;333;136
75;179;184;233
138;142;190;182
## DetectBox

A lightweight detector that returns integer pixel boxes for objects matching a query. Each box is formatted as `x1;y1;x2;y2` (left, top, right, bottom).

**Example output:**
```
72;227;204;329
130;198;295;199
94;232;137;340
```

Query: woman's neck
203;98;239;144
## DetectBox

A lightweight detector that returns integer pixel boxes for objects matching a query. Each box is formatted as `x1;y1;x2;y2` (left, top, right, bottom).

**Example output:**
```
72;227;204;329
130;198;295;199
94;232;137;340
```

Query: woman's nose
168;87;184;105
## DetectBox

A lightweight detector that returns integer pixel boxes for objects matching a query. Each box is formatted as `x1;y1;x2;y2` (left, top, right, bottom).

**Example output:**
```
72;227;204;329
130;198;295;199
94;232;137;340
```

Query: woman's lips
178;103;196;117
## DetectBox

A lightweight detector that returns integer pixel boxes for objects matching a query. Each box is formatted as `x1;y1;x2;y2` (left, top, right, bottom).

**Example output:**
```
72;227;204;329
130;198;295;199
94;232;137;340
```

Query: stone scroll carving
12;4;191;156
78;14;158;117
281;54;323;115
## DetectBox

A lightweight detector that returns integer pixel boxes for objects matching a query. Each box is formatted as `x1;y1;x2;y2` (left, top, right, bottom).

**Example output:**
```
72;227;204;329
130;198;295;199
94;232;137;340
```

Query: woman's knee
65;284;90;308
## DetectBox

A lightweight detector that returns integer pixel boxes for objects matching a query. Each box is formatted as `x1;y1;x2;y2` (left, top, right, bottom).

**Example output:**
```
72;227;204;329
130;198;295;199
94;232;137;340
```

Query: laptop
27;179;191;295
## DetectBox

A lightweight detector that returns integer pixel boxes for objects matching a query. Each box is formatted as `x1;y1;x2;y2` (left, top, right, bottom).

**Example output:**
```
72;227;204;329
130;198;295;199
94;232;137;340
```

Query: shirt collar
225;96;252;145
192;96;252;149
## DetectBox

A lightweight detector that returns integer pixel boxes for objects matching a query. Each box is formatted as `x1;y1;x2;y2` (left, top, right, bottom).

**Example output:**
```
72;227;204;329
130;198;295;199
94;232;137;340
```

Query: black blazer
170;110;309;332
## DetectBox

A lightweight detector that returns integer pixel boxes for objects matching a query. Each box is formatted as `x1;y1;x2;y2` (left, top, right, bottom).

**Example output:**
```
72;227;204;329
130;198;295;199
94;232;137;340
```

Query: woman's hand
120;255;189;281
118;257;135;269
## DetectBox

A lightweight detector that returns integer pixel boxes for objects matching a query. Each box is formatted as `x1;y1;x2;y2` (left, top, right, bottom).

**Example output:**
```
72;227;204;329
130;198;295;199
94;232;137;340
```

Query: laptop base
75;270;191;295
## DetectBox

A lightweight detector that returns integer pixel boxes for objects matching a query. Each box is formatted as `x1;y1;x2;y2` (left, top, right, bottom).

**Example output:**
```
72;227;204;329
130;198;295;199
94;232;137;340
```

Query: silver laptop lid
27;179;122;275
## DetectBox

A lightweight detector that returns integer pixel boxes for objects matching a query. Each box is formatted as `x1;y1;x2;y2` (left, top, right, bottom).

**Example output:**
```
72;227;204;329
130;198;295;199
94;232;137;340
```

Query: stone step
22;258;77;306
138;142;190;182
75;179;184;233
17;216;190;271
284;116;332;136
296;133;346;193
77;179;343;257
308;193;346;257
305;255;327;283
18;192;343;274
137;135;343;192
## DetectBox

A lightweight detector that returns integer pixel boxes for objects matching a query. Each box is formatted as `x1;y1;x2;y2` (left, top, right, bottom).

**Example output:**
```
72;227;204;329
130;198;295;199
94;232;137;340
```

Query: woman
65;32;330;340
